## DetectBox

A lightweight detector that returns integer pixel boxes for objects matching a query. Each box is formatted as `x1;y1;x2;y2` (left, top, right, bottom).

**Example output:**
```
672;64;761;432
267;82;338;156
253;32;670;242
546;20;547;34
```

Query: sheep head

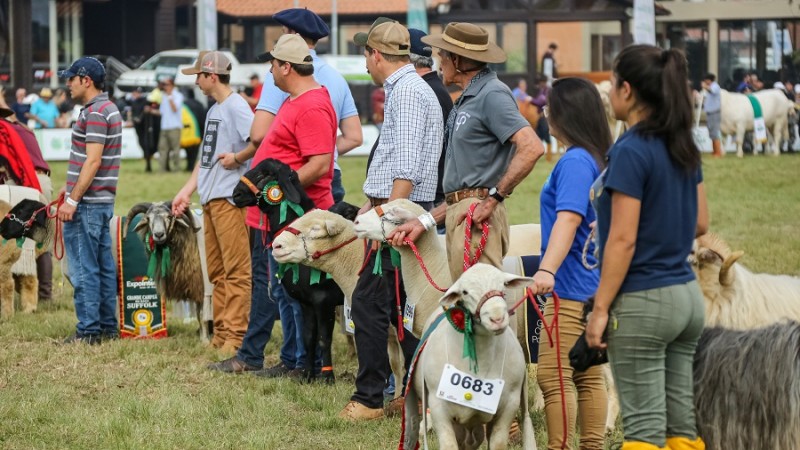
272;209;353;264
0;199;49;243
353;199;423;242
128;201;198;246
440;263;534;335
690;233;745;304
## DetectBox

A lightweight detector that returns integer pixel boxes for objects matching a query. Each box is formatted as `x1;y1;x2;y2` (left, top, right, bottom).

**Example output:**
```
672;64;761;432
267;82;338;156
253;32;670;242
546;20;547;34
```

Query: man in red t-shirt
210;34;337;374
240;74;264;112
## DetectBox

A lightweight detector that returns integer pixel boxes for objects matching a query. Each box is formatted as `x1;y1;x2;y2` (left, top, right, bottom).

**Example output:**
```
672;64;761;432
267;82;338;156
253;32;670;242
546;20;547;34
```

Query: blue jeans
332;168;345;204
237;228;279;368
270;248;307;369
63;203;117;336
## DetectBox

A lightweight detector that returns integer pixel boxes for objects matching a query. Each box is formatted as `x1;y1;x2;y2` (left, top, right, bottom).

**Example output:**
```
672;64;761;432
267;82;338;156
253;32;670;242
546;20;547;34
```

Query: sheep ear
324;219;343;236
502;272;535;290
439;282;463;309
719;250;744;286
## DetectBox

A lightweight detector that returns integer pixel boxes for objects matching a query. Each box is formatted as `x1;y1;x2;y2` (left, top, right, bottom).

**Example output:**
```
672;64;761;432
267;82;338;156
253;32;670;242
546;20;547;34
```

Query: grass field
1;153;798;450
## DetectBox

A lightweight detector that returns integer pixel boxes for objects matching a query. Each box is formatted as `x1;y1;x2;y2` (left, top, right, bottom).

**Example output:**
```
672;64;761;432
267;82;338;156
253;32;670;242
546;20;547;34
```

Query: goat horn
181;210;201;233
124;203;152;239
719;250;744;287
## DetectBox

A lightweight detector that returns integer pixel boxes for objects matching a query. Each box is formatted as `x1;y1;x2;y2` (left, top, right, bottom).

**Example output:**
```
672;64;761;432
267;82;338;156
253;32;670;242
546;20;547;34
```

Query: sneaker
252;361;293;378
101;331;119;341
61;333;102;345
338;400;384;421
207;356;260;374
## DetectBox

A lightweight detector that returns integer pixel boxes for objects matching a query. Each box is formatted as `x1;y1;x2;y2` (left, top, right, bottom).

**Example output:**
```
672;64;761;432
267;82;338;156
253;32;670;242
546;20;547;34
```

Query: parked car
114;49;263;101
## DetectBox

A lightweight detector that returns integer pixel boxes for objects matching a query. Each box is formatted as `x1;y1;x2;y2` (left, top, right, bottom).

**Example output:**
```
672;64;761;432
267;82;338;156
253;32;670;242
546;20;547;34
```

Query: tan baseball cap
258;34;313;65
181;51;231;75
360;21;410;56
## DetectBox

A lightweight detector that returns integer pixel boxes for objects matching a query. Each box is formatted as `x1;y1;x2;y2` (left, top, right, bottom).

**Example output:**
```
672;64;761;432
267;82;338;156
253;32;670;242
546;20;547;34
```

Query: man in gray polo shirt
390;22;544;282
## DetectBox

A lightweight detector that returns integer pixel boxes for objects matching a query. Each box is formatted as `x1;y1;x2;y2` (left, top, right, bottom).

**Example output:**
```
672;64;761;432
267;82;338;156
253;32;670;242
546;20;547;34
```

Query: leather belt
445;187;488;205
368;197;388;207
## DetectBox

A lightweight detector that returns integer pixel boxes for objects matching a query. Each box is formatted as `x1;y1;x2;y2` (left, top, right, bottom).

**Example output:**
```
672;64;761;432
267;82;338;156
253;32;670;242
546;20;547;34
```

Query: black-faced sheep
401;263;536;450
232;158;354;384
125;201;213;341
0;193;56;319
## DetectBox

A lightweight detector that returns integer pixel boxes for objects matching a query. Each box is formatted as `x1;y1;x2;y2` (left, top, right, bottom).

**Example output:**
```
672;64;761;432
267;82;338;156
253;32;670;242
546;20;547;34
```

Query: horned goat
125;201;213;341
401;263;536;450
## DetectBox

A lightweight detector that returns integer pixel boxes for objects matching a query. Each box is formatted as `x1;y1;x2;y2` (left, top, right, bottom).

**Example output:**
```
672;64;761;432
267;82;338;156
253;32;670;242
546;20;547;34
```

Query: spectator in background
29;88;60;128
370;87;385;130
736;73;754;93
10;88;30;124
750;72;764;91
182;88;207;171
542;42;558;85
531;73;552;160
240;74;263;111
54;88;73;128
702;73;723;158
154;77;184;172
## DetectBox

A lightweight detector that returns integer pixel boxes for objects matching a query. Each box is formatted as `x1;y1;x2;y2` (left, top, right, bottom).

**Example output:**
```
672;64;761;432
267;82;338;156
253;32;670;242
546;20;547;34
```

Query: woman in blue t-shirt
585;45;709;450
531;77;612;450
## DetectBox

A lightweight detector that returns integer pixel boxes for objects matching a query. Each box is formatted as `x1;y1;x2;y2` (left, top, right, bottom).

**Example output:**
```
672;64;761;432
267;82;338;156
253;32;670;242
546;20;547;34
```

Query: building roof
216;0;448;18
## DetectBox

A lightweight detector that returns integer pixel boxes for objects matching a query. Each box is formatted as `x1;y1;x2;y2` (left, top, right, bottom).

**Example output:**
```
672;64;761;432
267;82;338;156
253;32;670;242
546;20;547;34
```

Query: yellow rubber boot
621;442;668;450
666;437;706;450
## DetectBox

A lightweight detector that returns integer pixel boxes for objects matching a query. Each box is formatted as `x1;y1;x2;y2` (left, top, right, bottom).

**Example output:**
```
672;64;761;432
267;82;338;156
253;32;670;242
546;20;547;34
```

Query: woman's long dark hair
613;44;701;172
547;77;612;168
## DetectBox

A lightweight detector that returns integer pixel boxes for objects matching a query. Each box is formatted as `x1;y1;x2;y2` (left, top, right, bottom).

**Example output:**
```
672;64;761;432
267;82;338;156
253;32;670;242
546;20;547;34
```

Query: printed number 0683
450;372;494;395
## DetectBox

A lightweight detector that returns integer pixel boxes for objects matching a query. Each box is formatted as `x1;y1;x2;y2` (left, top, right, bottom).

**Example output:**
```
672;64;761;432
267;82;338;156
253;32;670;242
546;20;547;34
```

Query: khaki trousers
538;297;607;450
203;199;251;349
158;128;182;172
444;198;509;282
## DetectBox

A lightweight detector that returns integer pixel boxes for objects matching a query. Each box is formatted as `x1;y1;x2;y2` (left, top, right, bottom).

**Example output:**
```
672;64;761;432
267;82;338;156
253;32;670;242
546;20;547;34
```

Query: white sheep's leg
18;274;38;314
736;126;745;158
430;405;460;450
387;326;405;398
604;364;620;431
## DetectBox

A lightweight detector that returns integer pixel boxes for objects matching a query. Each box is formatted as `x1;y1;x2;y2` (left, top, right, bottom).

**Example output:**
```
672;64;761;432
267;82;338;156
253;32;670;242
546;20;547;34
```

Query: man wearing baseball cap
173;51;254;354
339;20;443;422
57;56;122;344
207;8;362;382
208;34;339;378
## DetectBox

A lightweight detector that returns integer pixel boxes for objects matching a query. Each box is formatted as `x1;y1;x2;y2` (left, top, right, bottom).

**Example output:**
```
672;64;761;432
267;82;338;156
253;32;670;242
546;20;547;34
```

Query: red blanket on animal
0;120;41;191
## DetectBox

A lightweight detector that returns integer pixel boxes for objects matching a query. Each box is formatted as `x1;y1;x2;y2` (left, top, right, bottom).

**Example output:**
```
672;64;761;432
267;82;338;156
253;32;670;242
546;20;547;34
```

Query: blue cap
58;56;106;83
273;8;330;41
408;29;432;57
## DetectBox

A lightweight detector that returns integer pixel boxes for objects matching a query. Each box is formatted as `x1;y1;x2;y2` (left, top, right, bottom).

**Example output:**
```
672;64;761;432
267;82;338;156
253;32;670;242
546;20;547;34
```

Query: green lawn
0;154;798;450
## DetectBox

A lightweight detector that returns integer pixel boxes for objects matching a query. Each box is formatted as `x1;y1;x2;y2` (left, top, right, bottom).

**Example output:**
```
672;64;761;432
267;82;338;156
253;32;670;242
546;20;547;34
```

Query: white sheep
692;233;800;329
401;263;536;450
270;209;406;392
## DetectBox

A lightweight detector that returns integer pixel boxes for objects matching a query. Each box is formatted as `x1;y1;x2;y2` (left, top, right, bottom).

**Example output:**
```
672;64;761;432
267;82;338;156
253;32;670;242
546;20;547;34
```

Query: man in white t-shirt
173;51;254;354
156;77;184;172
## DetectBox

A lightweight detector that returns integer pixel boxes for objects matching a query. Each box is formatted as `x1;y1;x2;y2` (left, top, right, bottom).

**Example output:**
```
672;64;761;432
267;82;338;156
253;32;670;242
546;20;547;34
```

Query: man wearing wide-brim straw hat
390;22;545;283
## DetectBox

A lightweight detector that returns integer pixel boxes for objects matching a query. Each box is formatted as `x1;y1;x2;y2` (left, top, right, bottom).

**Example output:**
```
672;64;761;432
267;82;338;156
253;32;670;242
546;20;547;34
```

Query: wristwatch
488;187;505;203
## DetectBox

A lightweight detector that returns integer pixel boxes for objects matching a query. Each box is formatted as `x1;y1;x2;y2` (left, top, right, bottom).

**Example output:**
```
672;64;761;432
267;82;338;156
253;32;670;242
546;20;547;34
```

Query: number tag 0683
435;364;504;414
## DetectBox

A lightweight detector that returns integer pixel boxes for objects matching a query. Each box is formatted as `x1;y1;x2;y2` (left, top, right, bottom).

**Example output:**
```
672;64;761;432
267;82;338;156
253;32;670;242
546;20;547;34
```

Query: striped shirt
363;64;443;202
67;92;122;203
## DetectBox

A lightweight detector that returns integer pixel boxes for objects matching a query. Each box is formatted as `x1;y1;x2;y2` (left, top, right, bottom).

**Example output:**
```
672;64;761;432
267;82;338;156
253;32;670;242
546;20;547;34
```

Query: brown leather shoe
207;356;260;374
338;400;384;421
384;396;405;417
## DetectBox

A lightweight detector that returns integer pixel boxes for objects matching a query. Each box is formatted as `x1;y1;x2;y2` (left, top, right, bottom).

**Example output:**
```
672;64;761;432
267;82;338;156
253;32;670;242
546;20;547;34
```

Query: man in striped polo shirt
57;56;122;345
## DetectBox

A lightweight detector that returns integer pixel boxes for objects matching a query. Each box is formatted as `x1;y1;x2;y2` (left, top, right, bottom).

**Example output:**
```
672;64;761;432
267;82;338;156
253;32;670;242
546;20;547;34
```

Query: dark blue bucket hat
273;8;330;41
